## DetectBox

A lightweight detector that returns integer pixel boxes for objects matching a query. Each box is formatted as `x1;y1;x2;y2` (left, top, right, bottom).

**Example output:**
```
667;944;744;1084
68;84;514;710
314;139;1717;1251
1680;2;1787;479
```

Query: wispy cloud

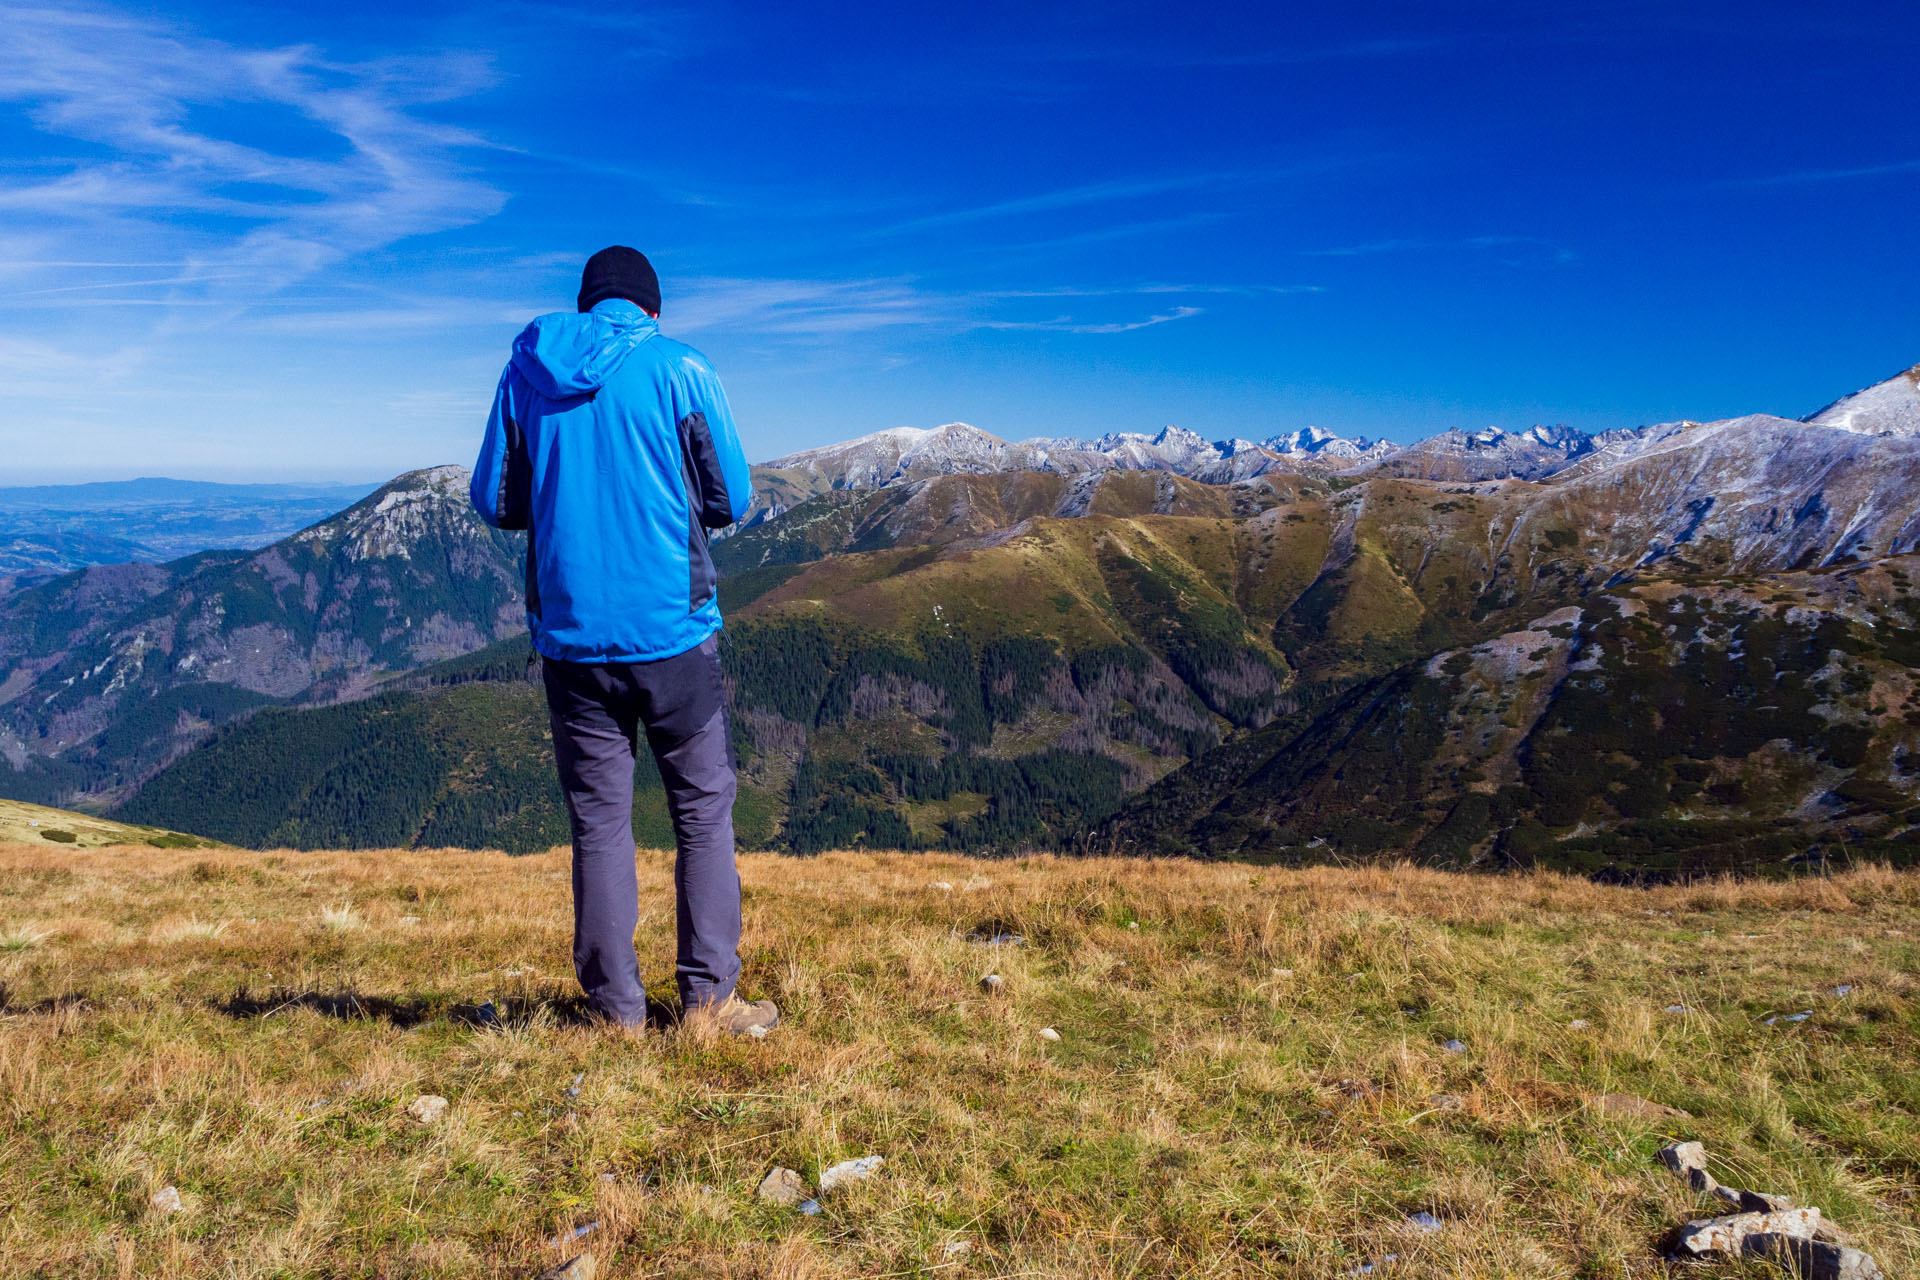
0;6;505;310
877;172;1260;235
672;276;949;337
668;277;1266;341
977;306;1204;335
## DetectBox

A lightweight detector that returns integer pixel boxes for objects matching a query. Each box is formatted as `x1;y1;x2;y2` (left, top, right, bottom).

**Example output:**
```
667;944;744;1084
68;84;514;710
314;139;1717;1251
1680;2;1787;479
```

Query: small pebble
928;881;954;892
149;1185;182;1214
756;1166;809;1207
980;973;1006;994
1406;1211;1442;1232
1832;984;1854;997
798;1198;822;1215
1441;1039;1466;1054
545;1221;599;1247
406;1094;449;1125
1037;1026;1061;1042
1568;1019;1591;1030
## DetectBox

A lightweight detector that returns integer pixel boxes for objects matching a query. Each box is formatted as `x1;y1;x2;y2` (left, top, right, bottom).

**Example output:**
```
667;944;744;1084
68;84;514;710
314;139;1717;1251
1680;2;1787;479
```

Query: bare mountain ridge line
748;361;1920;504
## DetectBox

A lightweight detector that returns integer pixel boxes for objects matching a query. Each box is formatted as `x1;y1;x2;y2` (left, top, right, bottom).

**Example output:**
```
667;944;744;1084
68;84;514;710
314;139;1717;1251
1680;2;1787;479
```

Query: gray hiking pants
542;633;741;1026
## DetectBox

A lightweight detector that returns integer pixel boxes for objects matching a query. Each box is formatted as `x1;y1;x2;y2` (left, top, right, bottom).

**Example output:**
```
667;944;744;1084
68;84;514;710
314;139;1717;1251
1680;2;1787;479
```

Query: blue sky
1;1;1915;482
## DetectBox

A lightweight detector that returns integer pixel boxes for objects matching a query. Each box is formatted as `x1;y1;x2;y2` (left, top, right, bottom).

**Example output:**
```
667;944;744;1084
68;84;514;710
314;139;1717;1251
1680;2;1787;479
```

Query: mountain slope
1108;555;1920;877
0;796;219;849
0;467;523;804
1805;361;1920;436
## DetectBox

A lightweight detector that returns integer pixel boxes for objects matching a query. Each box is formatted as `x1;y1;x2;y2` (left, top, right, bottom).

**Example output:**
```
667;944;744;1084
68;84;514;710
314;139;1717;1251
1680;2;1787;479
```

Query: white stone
406;1094;449;1124
817;1156;884;1193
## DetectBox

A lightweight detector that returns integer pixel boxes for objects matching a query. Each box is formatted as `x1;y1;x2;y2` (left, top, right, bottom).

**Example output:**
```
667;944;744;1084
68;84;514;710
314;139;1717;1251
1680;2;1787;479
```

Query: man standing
470;246;776;1036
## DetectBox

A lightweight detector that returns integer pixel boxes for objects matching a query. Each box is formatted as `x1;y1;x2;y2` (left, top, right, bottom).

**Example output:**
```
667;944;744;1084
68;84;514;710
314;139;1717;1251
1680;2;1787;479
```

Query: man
470;246;776;1036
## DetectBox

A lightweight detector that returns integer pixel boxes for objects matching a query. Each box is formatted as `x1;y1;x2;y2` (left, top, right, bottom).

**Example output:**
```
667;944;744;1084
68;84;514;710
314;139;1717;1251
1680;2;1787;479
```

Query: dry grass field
2;842;1917;1278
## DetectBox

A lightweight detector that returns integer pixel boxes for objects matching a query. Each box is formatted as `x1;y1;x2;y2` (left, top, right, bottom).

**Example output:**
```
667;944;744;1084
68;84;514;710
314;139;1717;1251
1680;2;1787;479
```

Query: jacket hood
510;299;658;399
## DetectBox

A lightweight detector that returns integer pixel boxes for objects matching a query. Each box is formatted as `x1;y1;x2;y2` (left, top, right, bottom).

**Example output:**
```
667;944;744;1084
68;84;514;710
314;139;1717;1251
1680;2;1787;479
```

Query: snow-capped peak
1262;426;1396;461
1805;362;1920;437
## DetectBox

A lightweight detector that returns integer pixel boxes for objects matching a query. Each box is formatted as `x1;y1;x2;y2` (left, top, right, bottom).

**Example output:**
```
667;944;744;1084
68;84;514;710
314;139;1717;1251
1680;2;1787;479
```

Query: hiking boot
683;995;780;1037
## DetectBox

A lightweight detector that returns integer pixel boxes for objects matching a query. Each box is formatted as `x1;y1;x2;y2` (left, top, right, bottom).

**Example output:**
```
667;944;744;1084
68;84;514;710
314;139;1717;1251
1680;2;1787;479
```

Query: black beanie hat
577;245;661;316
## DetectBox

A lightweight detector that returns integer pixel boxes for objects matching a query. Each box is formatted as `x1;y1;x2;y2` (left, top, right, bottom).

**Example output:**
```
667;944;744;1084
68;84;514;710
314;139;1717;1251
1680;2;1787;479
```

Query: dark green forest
120;617;1182;856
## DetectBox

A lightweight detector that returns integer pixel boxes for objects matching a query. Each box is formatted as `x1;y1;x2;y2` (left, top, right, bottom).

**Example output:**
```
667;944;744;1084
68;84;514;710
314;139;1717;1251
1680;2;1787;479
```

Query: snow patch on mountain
1805;363;1920;437
1262;425;1398;462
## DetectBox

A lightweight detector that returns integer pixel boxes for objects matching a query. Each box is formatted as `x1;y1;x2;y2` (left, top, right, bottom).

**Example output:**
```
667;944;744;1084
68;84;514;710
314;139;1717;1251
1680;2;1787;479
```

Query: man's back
470;297;752;663
466;247;774;1034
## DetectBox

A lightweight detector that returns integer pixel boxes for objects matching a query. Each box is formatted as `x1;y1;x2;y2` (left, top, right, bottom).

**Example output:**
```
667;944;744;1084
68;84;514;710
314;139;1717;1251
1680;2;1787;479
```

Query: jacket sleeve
678;362;754;529
470;367;531;530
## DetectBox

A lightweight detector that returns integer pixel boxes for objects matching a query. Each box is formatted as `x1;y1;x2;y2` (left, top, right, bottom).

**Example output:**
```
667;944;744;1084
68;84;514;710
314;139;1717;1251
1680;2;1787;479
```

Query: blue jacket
470;299;753;663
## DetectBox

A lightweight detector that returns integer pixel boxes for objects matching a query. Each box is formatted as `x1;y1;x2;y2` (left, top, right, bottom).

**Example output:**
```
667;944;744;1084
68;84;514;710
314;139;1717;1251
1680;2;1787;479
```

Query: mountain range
6;361;1920;876
0;477;381;596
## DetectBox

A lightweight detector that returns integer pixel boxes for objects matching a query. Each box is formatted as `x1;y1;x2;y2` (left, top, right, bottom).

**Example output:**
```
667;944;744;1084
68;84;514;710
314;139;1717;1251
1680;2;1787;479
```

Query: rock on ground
756;1167;809;1207
1674;1207;1821;1256
1744;1233;1884;1280
149;1185;182;1214
1658;1141;1716;1193
817;1156;884;1193
407;1094;449;1124
535;1255;595;1280
1737;1189;1798;1213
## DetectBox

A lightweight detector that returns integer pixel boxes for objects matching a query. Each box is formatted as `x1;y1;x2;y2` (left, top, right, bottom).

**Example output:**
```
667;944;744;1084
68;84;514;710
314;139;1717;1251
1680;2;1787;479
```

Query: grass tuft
0;925;53;952
317;901;362;932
